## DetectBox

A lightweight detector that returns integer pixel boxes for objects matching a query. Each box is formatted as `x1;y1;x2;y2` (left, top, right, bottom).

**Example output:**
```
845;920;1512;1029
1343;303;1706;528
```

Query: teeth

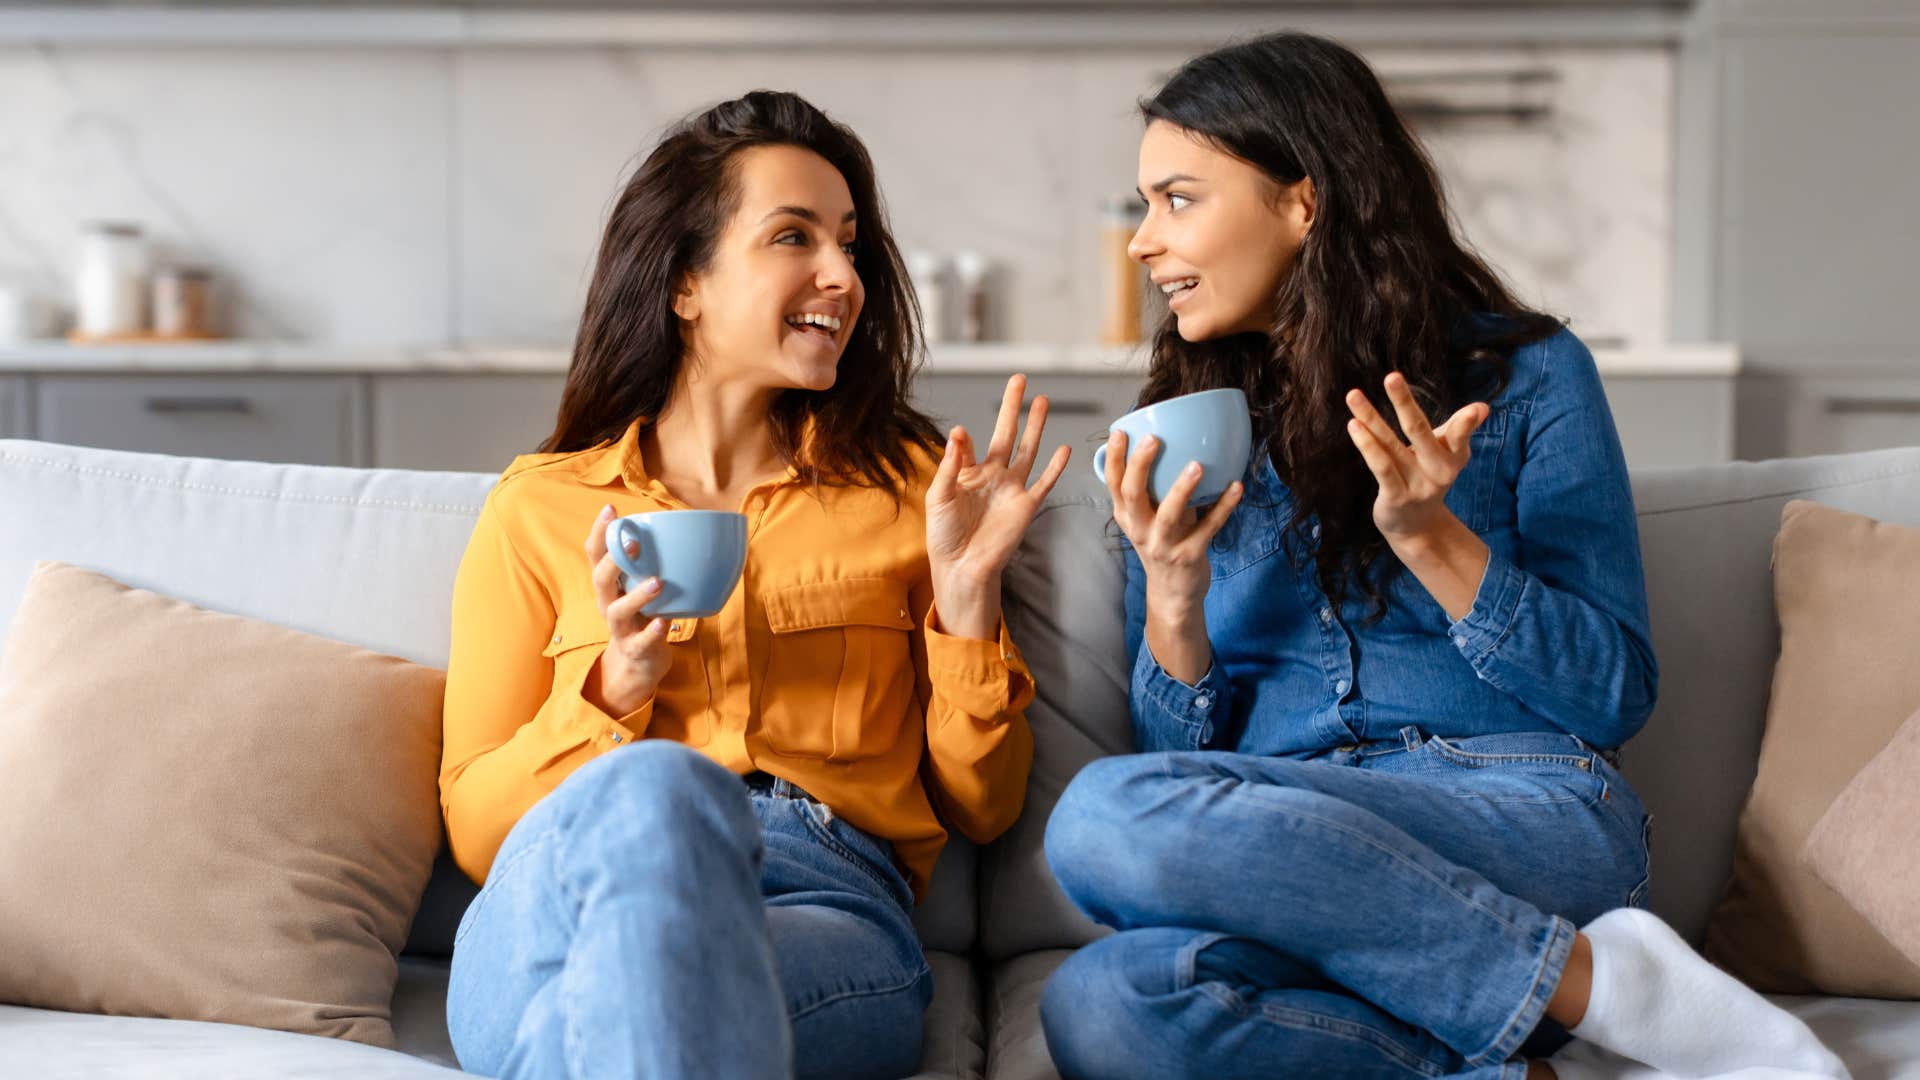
785;312;842;332
1160;278;1199;295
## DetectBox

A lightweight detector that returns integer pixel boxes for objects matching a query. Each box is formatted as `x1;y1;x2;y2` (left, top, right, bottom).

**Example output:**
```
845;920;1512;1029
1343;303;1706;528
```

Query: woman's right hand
583;504;674;717
1104;430;1245;617
1105;430;1244;685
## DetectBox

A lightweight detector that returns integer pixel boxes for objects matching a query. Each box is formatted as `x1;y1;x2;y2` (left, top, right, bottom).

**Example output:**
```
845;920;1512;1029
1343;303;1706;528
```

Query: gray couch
2;435;1918;1079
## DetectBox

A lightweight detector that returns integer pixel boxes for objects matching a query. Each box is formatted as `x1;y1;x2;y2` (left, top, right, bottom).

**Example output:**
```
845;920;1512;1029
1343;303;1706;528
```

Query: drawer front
34;375;365;466
372;374;567;472
914;372;1144;464
0;376;27;438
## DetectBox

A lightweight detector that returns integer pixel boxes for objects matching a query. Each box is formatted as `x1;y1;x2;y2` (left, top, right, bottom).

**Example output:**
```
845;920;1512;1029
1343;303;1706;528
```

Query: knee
1045;755;1194;914
1044;755;1158;898
558;742;756;851
1040;937;1161;1080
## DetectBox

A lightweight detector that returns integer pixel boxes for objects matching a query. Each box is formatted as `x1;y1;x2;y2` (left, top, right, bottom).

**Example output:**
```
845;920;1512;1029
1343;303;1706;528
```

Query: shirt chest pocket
759;578;917;762
543;605;706;739
542;606;699;659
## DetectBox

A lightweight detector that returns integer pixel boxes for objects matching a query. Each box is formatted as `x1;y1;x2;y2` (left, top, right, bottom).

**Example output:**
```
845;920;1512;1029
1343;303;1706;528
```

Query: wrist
931;572;1003;641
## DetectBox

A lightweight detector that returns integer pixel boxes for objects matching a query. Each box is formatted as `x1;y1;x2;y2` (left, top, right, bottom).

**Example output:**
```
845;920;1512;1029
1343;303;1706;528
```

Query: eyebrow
1136;174;1204;199
759;206;858;226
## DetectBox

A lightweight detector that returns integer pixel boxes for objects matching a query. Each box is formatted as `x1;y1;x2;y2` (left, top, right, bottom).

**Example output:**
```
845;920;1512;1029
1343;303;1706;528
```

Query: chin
1174;312;1220;342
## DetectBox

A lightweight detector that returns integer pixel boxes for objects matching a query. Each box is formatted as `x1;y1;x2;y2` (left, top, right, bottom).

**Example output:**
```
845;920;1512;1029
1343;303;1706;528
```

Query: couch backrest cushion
0;439;984;956
1624;446;1920;944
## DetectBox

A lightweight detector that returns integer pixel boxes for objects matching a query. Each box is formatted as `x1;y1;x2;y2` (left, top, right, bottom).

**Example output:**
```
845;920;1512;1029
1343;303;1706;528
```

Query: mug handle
1091;443;1108;480
605;518;646;592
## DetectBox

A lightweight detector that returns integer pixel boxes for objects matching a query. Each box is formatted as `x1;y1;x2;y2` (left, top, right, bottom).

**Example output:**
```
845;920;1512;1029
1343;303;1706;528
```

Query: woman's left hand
1345;372;1489;547
926;374;1072;634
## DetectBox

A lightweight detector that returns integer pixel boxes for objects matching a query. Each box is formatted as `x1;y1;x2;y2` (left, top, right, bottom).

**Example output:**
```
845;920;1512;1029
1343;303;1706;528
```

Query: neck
641;365;787;498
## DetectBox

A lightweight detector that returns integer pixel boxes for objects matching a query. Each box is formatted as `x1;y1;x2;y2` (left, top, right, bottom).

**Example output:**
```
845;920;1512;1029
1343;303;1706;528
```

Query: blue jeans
1039;728;1652;1080
446;741;933;1080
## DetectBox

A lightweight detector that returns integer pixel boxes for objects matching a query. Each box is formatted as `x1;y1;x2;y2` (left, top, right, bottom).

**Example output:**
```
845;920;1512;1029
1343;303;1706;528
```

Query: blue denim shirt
1123;326;1658;756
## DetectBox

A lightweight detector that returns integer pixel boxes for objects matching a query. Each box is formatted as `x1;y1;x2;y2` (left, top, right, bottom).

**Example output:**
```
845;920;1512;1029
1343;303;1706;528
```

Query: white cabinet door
372;374;567;472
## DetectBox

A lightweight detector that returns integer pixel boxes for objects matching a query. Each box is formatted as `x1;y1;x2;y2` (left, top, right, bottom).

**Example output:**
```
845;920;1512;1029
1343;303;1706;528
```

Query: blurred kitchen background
0;0;1910;472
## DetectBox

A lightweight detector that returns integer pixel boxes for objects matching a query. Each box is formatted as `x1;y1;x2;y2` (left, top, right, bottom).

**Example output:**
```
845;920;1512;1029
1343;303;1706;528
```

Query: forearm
1143;594;1213;686
1392;513;1492;624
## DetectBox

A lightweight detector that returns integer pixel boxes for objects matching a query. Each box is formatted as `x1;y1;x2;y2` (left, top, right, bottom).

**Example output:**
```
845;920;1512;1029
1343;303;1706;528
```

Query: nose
1126;211;1162;265
817;244;856;294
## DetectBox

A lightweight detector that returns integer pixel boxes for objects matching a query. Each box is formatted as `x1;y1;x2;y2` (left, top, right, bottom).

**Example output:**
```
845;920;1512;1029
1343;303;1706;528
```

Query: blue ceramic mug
1090;387;1253;506
605;510;748;619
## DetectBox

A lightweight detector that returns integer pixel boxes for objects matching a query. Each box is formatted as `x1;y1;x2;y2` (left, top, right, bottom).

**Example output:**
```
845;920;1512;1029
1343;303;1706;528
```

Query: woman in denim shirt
1040;32;1847;1080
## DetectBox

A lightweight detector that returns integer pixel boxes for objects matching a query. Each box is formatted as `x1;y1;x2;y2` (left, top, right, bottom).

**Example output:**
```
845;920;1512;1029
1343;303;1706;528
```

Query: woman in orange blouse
441;91;1069;1080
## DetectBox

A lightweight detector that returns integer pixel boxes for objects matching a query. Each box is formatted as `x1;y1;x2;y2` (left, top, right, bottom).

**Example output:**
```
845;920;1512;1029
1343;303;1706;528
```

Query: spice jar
153;266;215;339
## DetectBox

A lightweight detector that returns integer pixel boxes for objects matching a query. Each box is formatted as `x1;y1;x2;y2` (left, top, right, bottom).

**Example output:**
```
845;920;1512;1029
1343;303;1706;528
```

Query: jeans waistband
741;770;820;803
1380;726;1624;769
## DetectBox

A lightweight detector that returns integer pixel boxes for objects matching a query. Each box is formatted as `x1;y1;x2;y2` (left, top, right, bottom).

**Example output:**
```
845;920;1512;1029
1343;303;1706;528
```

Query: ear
670;276;700;323
1294;176;1317;232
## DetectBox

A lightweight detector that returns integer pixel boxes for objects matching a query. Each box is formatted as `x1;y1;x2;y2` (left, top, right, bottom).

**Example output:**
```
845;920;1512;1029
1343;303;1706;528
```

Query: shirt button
551;633;562;644
1334;679;1349;695
1319;606;1334;624
1195;693;1213;711
668;622;681;633
1452;634;1468;648
1002;649;1013;662
1311;523;1322;540
898;608;908;620
610;733;624;744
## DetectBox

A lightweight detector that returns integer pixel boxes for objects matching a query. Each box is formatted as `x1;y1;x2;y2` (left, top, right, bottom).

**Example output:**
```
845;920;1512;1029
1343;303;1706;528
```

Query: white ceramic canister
75;222;150;338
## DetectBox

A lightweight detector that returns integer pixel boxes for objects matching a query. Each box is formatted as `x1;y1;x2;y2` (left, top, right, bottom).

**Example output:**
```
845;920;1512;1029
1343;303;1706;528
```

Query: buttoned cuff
564;643;651;749
924;609;1034;719
1447;548;1529;666
1136;647;1230;749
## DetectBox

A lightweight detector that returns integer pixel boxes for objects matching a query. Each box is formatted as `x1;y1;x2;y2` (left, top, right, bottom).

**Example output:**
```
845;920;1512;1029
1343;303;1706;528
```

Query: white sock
1558;908;1849;1079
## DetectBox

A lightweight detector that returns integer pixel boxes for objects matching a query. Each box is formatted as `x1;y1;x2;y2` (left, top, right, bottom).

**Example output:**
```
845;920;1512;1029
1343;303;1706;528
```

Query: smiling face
1128;120;1315;342
672;143;864;393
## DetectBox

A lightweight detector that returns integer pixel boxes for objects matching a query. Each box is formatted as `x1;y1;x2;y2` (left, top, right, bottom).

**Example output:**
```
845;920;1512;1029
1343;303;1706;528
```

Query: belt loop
1399;725;1424;753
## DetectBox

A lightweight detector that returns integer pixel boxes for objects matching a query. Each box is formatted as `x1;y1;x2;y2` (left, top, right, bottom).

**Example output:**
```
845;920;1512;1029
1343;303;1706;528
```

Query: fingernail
645;576;660;591
599;504;613;518
1185;461;1200;476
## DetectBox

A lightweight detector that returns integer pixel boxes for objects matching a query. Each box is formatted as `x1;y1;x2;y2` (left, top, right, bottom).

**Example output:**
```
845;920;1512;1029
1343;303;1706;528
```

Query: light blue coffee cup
1090;387;1253;506
605;510;749;619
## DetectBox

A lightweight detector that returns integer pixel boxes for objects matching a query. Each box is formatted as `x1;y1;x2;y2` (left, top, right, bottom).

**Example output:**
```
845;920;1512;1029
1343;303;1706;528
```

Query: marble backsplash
0;39;1670;350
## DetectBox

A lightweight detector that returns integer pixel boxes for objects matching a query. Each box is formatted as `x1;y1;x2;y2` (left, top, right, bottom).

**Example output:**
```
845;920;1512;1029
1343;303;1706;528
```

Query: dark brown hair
1137;31;1562;620
540;90;942;494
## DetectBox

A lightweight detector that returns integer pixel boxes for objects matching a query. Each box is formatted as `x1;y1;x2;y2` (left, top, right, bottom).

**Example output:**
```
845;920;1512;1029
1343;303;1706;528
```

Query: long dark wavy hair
540;90;942;496
1137;31;1562;621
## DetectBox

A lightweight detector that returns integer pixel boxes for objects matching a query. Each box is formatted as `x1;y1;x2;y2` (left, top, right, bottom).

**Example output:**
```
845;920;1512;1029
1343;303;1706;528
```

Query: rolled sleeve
1447;548;1529;666
923;610;1034;720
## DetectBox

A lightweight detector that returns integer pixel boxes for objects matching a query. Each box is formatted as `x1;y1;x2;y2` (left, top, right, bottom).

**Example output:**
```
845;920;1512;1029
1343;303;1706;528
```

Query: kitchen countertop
0;340;1743;377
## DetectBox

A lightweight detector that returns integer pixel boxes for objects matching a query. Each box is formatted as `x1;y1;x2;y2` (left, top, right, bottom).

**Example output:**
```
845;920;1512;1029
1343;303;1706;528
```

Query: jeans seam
453;825;563;950
1193;981;1447;1076
1464;914;1575;1067
788;963;932;1023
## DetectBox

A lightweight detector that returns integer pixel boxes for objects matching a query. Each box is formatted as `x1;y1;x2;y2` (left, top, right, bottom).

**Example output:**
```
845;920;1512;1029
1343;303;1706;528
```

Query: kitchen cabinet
1735;374;1920;462
1600;375;1736;469
913;372;1143;467
0;377;27;439
372;374;567;472
34;374;366;467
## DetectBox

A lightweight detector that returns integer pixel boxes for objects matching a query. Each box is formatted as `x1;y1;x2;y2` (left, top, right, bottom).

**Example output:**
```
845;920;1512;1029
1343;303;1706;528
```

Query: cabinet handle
1002;398;1104;416
142;396;254;415
1826;398;1920;415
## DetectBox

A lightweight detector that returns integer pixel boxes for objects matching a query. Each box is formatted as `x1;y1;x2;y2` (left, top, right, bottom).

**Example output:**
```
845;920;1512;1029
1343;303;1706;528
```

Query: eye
1167;193;1193;211
775;230;806;246
840;240;857;258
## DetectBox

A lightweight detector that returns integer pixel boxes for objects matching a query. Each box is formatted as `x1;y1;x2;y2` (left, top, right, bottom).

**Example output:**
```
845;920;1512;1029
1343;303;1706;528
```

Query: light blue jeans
1040;727;1652;1080
446;741;932;1080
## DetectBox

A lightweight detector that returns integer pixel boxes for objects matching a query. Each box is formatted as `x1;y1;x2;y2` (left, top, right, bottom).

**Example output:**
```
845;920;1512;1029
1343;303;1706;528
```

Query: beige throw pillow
1802;706;1920;972
1703;500;1920;998
0;562;445;1046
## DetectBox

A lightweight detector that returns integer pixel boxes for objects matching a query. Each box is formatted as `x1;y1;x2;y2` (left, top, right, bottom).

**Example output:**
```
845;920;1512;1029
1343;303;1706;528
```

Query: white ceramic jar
75;222;149;338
